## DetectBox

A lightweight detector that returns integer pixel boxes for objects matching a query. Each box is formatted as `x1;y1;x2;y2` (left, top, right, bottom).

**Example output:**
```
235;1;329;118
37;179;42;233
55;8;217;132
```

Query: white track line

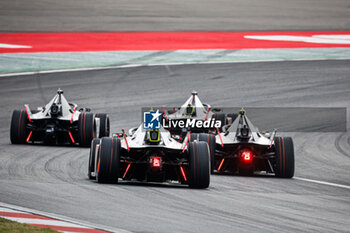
3;217;91;228
0;207;22;213
1;58;350;78
294;177;350;190
0;43;32;49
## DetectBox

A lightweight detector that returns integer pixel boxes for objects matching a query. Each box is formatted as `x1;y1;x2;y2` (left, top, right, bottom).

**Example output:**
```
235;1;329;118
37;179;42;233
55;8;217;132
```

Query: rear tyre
95;113;110;138
96;137;120;183
191;133;216;174
274;137;295;178
188;141;210;189
10;110;28;144
214;113;226;132
78;113;96;147
88;138;100;179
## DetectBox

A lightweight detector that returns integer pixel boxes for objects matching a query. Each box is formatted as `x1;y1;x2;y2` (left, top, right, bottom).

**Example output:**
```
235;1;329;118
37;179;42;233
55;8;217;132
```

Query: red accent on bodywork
26;131;33;142
162;106;168;122
68;131;75;143
182;132;191;153
24;105;32;122
180;166;187;181
122;128;130;151
217;128;224;147
218;158;225;171
204;108;210;121
123;164;131;178
70;107;77;123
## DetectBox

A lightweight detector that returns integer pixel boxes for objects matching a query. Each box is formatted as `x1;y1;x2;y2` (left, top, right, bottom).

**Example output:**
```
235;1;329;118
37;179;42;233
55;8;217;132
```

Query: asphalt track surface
1;0;350;32
0;60;350;232
1;0;350;232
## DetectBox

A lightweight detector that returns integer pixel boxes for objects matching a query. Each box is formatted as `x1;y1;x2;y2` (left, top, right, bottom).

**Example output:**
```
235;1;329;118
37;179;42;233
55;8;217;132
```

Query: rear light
242;151;252;162
152;157;161;168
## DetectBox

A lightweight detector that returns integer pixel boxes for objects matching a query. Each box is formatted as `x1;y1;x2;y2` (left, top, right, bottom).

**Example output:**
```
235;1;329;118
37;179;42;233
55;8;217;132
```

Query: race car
161;91;237;173
196;108;294;178
162;90;236;135
10;88;110;146
88;124;210;188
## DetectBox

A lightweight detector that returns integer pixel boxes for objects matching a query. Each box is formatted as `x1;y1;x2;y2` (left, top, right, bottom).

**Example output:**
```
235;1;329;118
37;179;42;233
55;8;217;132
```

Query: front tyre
188;141;210;189
10;110;28;144
96;137;120;184
274;137;295;178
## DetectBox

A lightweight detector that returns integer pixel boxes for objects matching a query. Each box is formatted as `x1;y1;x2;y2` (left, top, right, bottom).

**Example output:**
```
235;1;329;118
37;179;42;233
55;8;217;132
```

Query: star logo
150;110;162;122
143;110;161;129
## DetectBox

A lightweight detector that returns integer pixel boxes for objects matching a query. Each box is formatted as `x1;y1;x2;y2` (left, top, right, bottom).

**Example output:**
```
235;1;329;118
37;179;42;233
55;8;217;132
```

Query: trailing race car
88;124;210;188
202;109;295;178
10;88;110;147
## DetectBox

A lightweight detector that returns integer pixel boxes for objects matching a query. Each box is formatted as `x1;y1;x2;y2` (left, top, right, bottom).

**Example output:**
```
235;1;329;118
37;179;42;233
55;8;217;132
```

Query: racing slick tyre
274;137;295;178
10;110;28;144
214;113;226;132
96;137;121;183
188;141;210;189
78;112;96;147
191;133;216;174
88;138;100;179
95;113;110;138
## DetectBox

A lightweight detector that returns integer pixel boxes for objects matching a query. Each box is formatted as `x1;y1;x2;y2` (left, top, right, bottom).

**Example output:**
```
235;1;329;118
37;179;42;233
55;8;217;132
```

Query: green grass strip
0;217;59;233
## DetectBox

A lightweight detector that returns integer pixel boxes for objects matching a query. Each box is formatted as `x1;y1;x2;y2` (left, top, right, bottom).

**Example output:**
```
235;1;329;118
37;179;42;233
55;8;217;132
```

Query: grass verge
0;217;59;233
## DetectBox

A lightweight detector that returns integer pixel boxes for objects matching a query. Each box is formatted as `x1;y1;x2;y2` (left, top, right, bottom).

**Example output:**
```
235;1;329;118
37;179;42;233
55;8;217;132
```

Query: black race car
88;124;210;188
10;88;109;147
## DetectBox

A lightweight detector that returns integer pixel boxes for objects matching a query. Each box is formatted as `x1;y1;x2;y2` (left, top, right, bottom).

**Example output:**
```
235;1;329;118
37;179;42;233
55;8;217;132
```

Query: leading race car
10;88;110;147
194;109;294;178
161;91;238;173
162;90;237;135
88;124;210;188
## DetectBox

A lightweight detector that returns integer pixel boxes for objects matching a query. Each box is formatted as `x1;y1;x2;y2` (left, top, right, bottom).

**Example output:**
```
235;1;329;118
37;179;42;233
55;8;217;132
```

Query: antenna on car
57;88;64;104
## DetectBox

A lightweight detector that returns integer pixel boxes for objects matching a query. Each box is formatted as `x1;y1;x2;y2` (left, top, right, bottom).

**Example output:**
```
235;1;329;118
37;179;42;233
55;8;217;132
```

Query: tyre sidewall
78;113;96;147
96;137;120;183
275;137;295;178
88;138;100;179
188;141;210;188
10;110;28;144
